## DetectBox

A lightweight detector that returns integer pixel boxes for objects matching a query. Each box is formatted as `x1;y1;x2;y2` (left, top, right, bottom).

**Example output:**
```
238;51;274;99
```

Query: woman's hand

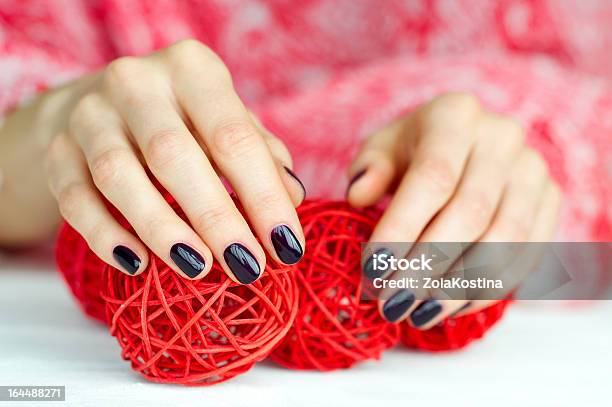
347;92;561;328
44;39;305;282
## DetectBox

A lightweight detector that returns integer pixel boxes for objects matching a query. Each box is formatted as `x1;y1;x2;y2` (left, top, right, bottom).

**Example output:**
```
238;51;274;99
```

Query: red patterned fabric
1;0;610;243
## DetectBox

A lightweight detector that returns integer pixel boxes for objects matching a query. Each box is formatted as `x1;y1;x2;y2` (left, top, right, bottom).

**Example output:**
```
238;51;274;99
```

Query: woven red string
102;252;297;385
56;196;511;381
270;200;400;371
56;222;107;323
400;300;510;351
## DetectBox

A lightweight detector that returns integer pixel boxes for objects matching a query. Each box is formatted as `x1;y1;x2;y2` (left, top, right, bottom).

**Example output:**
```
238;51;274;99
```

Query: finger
419;114;524;241
370;93;481;245
450;149;560;315
170;46;304;268
400;115;523;327
277;162;306;207
483;148;550;242
70;90;212;280
45;133;149;276
528;181;562;241
346;119;405;207
251;115;306;206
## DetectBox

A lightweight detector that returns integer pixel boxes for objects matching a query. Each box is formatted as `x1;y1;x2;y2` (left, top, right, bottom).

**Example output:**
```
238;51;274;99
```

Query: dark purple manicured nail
271;224;303;265
113;245;141;275
224;243;261;284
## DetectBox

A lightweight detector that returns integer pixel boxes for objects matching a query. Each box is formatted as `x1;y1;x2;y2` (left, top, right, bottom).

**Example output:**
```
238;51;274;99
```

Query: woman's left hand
346;92;562;329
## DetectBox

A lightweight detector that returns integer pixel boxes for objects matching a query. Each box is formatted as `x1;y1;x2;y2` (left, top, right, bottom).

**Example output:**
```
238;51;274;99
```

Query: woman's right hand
44;39;306;283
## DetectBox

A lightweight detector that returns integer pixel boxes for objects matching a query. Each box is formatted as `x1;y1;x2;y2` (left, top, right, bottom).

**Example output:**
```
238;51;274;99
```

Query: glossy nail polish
224;243;261;284
410;299;443;327
382;289;416;322
170;243;206;278
363;248;394;280
271;225;303;265
113;245;141;275
284;166;306;200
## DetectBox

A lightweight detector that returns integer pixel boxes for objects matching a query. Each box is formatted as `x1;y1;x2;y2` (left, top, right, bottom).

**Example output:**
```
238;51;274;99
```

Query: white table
1;253;611;407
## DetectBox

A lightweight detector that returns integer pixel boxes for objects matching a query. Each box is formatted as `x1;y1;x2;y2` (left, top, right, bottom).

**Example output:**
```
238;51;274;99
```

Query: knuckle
168;39;230;79
72;93;103;120
140;216;168;242
254;190;285;212
85;221;111;250
416;156;457;197
57;182;89;218
170;38;208;56
68;94;105;135
427;92;480;121
211;120;261;158
194;203;234;233
104;56;146;88
145;129;189;171
90;147;132;190
455;191;494;233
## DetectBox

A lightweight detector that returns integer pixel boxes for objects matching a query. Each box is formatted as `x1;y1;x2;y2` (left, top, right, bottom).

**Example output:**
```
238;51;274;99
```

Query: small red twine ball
401;300;510;351
270;200;400;371
56;222;107;323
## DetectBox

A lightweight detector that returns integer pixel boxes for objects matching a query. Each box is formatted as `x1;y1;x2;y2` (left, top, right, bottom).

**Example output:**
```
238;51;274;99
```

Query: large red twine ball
56;196;298;385
270;200;400;371
103;253;298;385
401;300;510;351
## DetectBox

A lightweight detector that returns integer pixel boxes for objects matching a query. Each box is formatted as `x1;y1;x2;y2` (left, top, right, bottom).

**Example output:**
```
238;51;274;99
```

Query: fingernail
170;243;206;278
113;245;141;275
347;168;367;193
283;166;306;200
382;289;416;322
363;248;393;280
271;225;303;265
451;301;472;317
224;243;261;284
410;299;443;327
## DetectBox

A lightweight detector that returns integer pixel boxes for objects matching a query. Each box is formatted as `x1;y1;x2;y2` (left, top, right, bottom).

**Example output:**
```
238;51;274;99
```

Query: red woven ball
103;253;298;385
400;300;510;352
56;195;298;385
56;222;107;323
270;200;400;371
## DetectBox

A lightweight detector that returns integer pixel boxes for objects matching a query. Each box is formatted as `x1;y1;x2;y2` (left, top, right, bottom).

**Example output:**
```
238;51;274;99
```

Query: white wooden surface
1;254;610;407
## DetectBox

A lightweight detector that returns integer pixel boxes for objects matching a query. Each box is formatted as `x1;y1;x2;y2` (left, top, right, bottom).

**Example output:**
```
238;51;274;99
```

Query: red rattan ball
103;253;298;385
400;300;510;352
56;193;298;385
56;222;107;323
270;200;400;371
